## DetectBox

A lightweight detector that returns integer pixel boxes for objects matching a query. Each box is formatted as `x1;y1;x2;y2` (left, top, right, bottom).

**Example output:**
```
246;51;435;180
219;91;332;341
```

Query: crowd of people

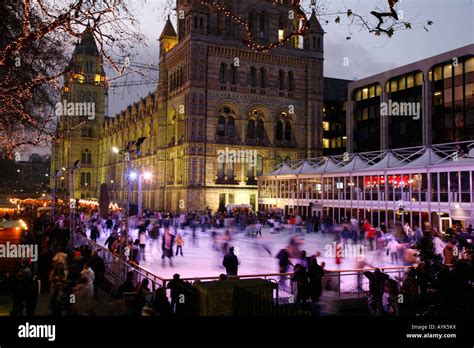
1;204;472;317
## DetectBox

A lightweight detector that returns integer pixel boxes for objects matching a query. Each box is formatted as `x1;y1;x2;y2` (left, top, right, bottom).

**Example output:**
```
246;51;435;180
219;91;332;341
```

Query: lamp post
65;160;80;249
138;170;152;217
112;137;146;242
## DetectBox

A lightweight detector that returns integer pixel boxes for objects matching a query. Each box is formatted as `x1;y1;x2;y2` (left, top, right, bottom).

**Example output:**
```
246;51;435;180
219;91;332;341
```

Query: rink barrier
73;233;411;302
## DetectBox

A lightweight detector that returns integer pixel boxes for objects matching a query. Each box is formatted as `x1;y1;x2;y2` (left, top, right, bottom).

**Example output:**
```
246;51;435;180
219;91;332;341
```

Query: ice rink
94;225;396;280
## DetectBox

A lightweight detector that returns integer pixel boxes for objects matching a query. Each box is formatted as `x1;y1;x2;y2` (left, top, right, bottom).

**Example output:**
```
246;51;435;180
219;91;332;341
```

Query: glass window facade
431;56;474;144
386;71;423;148
353;83;381;152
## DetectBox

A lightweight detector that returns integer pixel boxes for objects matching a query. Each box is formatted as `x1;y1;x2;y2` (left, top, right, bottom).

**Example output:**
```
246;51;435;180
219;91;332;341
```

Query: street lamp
112;137;146;242
138;170;152;217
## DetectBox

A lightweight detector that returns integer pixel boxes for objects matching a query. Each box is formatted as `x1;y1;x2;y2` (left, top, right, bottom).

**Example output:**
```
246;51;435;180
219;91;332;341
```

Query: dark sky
107;0;473;116
28;0;474;156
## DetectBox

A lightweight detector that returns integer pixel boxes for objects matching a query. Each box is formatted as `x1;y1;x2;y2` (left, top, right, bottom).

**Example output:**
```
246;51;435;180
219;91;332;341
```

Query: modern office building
323;77;350;156
258;141;474;232
347;44;474;153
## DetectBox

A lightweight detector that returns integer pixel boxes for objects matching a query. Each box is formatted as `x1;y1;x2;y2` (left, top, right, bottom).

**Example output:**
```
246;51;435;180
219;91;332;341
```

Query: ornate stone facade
56;0;325;212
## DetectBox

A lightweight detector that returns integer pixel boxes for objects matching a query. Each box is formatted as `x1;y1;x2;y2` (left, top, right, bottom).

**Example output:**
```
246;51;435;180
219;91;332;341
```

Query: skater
162;228;175;266
386;239;400;264
90;223;99;243
106;217;114;235
138;229;147;262
174;233;184;256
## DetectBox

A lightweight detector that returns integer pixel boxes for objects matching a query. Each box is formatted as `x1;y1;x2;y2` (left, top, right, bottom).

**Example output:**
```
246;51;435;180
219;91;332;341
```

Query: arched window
227;116;235;137
247;119;256;138
278;17;286;40
248;13;254;33
250;66;256;87
217;116;226;136
260;67;266;88
275;120;283;140
217;161;225;180
219;63;227;83
284;121;292;141
227;161;234;179
256;155;264;176
230;64;237;84
81;149;92;164
194;16;198;29
247;162;255;180
278;70;285;90
259;15;265;39
225;15;232;35
199;18;204;30
256;119;264;139
288;71;294;91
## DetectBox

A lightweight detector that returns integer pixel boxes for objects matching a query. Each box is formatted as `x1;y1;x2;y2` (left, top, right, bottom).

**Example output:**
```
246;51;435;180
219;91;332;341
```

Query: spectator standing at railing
223;247;239;276
443;240;458;266
364;268;389;316
291;264;309;308
152;287;172;317
307;257;324;303
276;247;294;288
167;273;185;314
105;231;117;252
89;250;105;299
114;271;135;299
134;279;151;315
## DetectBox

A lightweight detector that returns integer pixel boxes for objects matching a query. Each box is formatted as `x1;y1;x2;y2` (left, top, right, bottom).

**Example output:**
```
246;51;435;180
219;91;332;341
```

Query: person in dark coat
222;247;239;276
307;257;324;302
115;271;135;299
90;223;100;243
166;273;185;314
291;264;309;307
105;232;117;251
364;268;389;315
162;228;175;266
152;287;172;317
89;250;106;299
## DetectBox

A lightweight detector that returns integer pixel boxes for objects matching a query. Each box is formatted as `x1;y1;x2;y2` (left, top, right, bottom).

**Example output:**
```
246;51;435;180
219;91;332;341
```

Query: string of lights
201;0;309;52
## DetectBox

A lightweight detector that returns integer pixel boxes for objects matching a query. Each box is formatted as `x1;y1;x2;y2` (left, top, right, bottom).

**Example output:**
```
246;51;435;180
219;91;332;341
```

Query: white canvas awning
309;159;341;174
293;161;318;174
367;152;405;171
267;163;295;176
402;148;447;168
333;156;370;172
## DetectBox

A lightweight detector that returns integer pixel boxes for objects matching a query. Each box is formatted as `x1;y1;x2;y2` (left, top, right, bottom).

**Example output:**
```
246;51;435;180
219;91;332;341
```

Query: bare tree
0;0;145;158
